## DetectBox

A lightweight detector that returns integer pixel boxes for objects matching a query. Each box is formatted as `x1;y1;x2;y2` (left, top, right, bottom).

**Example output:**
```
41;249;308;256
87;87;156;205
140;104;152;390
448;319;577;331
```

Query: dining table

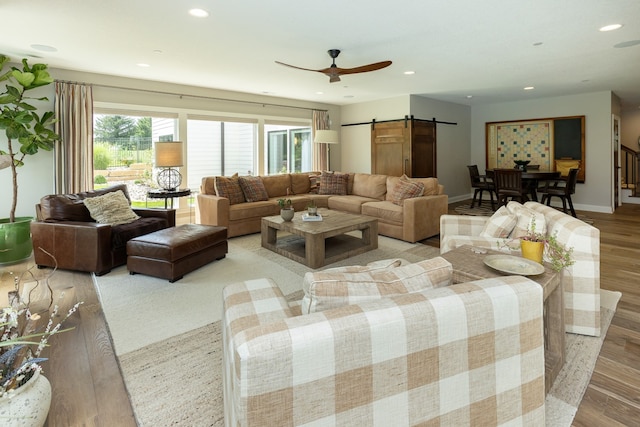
486;168;561;202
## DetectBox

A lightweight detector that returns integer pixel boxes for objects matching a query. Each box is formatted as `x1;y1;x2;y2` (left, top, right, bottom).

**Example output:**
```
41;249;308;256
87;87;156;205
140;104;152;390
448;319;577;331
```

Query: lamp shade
314;130;339;144
155;141;184;167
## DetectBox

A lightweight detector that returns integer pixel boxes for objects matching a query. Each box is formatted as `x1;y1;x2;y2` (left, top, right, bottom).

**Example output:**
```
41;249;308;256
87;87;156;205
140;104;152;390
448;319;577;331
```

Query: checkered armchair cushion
223;276;545;426
439;214;508;253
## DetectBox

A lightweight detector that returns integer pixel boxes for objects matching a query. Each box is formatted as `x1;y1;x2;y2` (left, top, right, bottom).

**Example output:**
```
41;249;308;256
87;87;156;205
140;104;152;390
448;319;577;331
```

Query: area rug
114;288;620;427
93;233;438;355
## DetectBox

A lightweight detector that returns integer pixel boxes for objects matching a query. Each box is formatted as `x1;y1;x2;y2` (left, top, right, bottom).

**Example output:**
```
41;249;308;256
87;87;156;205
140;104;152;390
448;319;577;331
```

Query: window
92;113;178;206
186;118;256;188
265;124;312;174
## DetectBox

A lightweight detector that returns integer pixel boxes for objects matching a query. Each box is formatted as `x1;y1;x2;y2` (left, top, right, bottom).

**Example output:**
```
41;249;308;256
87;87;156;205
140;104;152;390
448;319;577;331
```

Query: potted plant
0;54;60;264
307;199;318;216
277;198;294;221
518;217;575;272
0;260;81;425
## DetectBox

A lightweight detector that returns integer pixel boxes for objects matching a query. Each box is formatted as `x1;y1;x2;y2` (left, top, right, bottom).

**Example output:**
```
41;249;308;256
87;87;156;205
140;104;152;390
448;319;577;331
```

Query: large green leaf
12;70;35;88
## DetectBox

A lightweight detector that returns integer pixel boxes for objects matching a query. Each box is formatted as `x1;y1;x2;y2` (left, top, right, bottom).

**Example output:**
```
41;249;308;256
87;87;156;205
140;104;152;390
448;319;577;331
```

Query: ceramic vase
0;370;52;427
521;240;544;264
0;217;33;265
280;208;294;222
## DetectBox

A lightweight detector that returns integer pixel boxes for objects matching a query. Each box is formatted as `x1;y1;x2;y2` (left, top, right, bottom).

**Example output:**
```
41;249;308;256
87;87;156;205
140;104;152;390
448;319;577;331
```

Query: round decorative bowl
514;160;531;171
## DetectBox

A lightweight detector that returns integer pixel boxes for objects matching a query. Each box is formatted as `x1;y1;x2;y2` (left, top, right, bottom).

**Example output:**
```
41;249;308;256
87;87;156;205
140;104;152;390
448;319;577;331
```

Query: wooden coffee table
261;209;378;269
441;245;565;393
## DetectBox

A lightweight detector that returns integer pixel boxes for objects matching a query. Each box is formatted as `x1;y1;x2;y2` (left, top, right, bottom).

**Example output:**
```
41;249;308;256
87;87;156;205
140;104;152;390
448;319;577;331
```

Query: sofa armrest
224;276;545;426
31;221;113;274
402;194;448;242
197;194;230;227
134;208;176;227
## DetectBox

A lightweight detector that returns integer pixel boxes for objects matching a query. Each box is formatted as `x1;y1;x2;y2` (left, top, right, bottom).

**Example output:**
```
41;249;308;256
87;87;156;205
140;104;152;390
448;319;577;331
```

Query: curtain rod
54;79;328;113
342;115;457;128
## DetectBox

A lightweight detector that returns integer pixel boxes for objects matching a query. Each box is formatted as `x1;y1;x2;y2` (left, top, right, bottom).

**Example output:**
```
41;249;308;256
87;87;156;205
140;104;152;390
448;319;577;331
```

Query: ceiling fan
275;49;392;83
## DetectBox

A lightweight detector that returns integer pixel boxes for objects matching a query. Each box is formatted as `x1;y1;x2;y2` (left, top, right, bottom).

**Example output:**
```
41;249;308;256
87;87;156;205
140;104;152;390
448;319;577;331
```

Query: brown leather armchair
31;184;175;275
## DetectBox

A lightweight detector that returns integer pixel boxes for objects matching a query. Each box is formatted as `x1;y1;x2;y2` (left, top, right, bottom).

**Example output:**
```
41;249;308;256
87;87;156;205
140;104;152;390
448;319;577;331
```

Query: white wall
410;96;471;200
621;108;640;150
472;91;614;212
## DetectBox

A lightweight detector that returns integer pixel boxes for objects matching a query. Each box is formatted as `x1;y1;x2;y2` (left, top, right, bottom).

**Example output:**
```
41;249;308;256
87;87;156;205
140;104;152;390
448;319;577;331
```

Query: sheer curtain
312;110;330;171
54;82;94;193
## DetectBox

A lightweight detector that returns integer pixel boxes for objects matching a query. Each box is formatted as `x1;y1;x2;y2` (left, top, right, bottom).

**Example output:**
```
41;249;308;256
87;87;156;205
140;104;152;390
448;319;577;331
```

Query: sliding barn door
371;119;436;177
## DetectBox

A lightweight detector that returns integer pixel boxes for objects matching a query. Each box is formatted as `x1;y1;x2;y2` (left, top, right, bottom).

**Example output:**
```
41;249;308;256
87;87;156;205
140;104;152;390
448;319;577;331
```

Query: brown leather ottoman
127;224;228;282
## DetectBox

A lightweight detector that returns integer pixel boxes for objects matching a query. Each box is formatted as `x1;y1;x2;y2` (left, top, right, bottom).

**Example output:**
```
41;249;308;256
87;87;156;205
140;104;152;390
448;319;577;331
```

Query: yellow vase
521;240;544;264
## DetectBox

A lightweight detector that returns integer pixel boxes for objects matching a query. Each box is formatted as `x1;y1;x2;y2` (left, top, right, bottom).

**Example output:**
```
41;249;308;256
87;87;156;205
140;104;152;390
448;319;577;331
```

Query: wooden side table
441;245;565;393
147;188;191;209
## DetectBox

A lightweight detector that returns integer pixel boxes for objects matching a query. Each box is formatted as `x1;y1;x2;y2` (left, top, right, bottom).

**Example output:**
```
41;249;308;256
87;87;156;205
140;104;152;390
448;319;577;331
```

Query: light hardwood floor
0;201;638;426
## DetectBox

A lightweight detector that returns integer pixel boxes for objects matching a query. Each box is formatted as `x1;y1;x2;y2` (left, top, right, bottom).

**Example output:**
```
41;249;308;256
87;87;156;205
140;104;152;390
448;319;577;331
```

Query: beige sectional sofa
198;172;448;242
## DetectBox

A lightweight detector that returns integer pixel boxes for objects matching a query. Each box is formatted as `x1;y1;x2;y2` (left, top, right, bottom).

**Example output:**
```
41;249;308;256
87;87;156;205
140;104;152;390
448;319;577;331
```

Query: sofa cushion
238;176;269;202
319;171;349;195
83;190;140;226
389;179;425;206
290;173;312;195
321;258;404;274
352;173;387;200
111;216;168;250
301;257;453;314
214;174;246;205
479;206;517;238
308;173;321;194
327;195;376;214
507;201;547;238
229;201;277;221
261;174;291;198
361;201;403;225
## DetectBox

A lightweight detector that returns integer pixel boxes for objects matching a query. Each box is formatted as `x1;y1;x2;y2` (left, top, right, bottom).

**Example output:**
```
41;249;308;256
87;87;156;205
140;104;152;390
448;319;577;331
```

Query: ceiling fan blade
275;61;324;73
335;61;393;76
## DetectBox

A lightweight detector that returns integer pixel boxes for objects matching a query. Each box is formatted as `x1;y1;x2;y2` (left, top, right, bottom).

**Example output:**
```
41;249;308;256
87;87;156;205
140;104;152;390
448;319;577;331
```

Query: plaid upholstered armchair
440;201;601;337
223;264;546;426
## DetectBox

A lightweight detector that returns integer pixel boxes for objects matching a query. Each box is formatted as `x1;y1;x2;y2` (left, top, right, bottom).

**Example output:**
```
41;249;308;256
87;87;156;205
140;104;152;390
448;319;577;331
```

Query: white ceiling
2;0;640;109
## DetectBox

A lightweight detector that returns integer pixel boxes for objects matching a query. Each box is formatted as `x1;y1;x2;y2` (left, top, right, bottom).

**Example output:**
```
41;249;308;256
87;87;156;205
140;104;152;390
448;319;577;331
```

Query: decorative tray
302;213;323;222
483;255;545;276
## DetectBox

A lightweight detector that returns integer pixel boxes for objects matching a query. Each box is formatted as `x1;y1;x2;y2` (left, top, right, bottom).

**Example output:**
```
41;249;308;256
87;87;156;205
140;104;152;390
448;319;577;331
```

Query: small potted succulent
277;198;294;221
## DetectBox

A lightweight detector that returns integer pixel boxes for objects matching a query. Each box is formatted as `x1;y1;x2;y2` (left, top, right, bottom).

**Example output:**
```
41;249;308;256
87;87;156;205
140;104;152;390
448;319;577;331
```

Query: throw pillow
83;190;139;226
318;171;349;195
308;173;321;194
320;258;404;274
214;174;245;205
389;179;425;206
238;176;269;202
301;257;453;314
507;201;547;238
479;206;517;238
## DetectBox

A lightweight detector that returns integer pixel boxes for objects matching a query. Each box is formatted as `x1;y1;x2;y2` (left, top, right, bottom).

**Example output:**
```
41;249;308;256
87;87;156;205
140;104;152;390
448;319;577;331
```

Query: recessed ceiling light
524;86;535;90
533;42;543;46
599;24;622;32
466;95;473;99
189;8;209;18
316;91;324;95
344;95;354;98
403;71;415;75
137;63;150;67
153;49;163;55
30;44;57;52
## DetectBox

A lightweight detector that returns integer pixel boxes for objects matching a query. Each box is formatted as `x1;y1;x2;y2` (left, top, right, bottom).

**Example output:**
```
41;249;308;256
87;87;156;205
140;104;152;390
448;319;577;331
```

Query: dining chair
467;165;496;210
493;168;529;207
540;168;579;217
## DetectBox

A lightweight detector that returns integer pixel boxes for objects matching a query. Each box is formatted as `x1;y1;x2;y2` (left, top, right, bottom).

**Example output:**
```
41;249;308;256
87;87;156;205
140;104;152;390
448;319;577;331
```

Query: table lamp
155;141;184;191
314;130;339;171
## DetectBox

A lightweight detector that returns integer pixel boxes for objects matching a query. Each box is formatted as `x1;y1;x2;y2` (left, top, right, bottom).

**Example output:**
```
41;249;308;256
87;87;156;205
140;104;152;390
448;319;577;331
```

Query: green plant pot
0;217;33;265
